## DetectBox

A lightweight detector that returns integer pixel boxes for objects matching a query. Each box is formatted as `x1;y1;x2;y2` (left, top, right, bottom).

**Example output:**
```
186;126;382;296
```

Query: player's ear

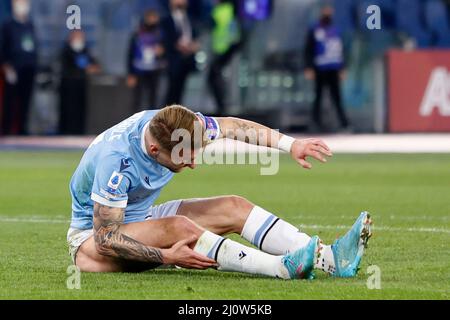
148;144;160;157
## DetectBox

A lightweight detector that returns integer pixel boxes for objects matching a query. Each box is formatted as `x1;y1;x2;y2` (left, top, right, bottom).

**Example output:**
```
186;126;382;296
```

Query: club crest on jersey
107;171;123;191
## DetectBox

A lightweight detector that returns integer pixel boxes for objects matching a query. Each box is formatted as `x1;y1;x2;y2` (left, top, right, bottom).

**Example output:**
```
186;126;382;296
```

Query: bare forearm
217;118;332;169
217;117;283;148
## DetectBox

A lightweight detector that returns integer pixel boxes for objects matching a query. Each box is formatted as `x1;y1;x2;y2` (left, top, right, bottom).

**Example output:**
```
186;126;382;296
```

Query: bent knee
170;215;204;236
221;195;254;233
226;195;254;214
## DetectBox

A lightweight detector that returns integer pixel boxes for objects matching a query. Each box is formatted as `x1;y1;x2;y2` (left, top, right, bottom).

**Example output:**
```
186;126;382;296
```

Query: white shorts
67;199;183;264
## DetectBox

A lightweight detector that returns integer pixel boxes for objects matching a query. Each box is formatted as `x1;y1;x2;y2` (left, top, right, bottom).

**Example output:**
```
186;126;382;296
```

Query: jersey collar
141;121;151;158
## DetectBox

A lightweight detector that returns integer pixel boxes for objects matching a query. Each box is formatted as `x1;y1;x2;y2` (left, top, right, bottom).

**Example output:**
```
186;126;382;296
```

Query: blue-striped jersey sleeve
91;155;132;208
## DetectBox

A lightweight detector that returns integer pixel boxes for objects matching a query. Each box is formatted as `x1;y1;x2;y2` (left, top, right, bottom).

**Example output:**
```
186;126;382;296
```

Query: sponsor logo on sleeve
120;158;131;172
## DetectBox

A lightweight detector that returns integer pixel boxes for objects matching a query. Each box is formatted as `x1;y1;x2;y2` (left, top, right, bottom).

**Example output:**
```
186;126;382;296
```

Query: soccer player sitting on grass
67;105;372;279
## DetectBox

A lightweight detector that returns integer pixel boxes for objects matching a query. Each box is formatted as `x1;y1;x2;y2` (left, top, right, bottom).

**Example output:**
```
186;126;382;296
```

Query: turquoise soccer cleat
331;211;373;278
282;235;321;279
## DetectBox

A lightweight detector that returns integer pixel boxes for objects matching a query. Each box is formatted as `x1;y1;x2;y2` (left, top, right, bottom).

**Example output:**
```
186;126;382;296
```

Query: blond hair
149;105;206;151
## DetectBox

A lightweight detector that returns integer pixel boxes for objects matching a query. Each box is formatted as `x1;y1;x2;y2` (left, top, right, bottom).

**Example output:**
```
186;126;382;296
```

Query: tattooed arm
93;202;164;263
216;117;282;148
216;117;333;169
93;202;218;268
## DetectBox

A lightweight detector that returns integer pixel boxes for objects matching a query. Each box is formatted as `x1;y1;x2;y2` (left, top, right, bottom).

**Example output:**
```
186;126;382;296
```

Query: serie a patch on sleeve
107;171;124;191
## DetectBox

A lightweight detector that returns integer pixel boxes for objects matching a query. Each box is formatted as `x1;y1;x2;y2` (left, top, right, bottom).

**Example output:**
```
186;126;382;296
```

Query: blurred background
1;0;450;136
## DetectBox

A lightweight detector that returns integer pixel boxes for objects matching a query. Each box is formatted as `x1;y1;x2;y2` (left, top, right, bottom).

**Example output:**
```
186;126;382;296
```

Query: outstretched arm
216;117;333;169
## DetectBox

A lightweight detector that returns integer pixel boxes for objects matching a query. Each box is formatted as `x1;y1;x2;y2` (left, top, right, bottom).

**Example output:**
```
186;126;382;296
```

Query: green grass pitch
0;151;449;299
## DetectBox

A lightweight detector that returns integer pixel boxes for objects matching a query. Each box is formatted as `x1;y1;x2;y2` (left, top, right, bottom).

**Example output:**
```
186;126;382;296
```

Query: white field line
292;215;450;222
0;216;449;234
298;224;450;234
0;217;70;224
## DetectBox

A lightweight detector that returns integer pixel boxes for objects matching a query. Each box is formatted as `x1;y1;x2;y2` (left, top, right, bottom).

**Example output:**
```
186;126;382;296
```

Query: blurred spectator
162;0;200;105
59;30;100;135
304;5;350;132
208;0;242;116
1;0;37;135
127;9;166;112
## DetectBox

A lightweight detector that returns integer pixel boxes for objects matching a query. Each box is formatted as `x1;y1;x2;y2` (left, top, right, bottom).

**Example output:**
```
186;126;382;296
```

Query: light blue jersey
69;110;221;230
70;110;175;229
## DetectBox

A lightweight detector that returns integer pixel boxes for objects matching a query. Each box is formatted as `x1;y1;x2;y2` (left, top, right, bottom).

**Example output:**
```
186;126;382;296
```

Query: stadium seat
0;0;11;25
424;0;450;48
396;0;432;47
332;0;356;34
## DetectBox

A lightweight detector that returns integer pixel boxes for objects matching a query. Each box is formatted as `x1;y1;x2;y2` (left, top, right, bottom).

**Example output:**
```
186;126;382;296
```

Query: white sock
241;206;335;274
315;245;336;274
194;230;290;279
241;206;311;254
